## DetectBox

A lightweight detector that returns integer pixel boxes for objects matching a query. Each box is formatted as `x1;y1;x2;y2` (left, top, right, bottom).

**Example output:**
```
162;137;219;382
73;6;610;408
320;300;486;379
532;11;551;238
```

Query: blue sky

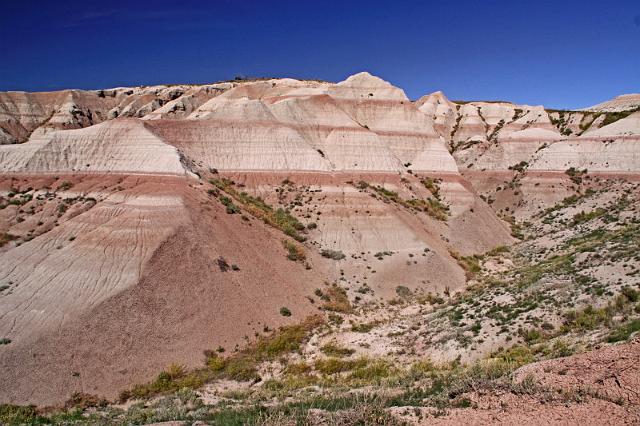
1;0;638;109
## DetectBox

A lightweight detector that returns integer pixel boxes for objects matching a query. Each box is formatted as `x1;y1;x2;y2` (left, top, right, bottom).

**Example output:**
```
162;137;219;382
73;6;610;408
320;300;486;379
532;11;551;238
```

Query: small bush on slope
320;249;346;260
282;239;306;262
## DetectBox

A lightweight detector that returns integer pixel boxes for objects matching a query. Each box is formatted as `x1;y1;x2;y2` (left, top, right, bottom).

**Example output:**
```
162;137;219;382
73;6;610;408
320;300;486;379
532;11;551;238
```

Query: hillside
0;73;639;424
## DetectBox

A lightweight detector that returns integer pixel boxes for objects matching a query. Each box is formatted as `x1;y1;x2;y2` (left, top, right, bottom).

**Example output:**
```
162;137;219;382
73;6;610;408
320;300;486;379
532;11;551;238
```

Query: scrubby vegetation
282;239;305;262
4;177;639;425
320;249;346;260
117;315;325;401
319;285;353;313
209;178;307;241
356;180;450;221
0;233;18;248
508;161;529;173
449;250;482;281
565;167;588;185
601;106;640;126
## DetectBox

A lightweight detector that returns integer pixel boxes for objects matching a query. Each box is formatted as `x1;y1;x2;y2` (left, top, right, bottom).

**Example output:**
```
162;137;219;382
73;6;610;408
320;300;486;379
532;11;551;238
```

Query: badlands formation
0;72;639;423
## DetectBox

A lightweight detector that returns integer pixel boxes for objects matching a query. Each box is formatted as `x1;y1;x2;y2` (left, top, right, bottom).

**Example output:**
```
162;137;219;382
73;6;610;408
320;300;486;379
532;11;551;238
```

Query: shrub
219;196;240;214
564;167;587;185
314;357;368;375
57;181;73;191
621;286;639;303
417;293;445;305
320;342;355;357
607;319;640;343
209;179;306;241
216;257;230;272
351;322;377;333
0;404;41;424
64;392;107;410
283;240;306;262
508;161;529;173
279;307;292;317
223;358;259;381
572;208;606;225
449;250;481;280
563;305;611;331
519;328;542;343
321;285;352;313
601;107;640;126
349;359;395;382
129;363;194;399
206;354;226;371
421;177;441;197
0;233;17;247
395;285;412;298
487;245;510;256
321;249;346;260
424;198;449;221
492;345;534;366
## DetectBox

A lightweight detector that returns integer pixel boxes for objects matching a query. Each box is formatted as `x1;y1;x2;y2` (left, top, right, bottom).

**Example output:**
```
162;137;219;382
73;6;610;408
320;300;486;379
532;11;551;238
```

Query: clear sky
1;0;638;109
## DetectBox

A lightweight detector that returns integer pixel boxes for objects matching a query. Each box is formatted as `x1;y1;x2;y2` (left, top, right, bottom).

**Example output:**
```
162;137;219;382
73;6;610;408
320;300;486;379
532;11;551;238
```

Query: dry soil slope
0;175;322;406
0;73;518;405
147;73;512;289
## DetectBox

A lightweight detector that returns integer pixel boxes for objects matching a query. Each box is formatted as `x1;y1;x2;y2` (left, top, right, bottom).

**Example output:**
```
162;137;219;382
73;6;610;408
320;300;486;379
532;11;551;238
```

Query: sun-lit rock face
585;93;640;112
0;73;458;174
412;90;640;226
0;119;188;175
529;111;640;172
0;84;230;144
415;91;458;137
418;91;640;175
146;73;459;174
328;71;409;101
2;79;638;177
419;96;564;171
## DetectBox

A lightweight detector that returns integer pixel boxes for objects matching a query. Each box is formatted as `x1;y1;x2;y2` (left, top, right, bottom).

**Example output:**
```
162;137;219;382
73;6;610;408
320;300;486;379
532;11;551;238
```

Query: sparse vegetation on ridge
356;180;450;221
209;178;307;241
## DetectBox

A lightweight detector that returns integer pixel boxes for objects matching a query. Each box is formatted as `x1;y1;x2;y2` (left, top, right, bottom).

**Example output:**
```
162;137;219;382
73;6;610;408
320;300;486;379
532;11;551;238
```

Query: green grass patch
607;319;640;343
320;342;355;358
121;315;324;401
